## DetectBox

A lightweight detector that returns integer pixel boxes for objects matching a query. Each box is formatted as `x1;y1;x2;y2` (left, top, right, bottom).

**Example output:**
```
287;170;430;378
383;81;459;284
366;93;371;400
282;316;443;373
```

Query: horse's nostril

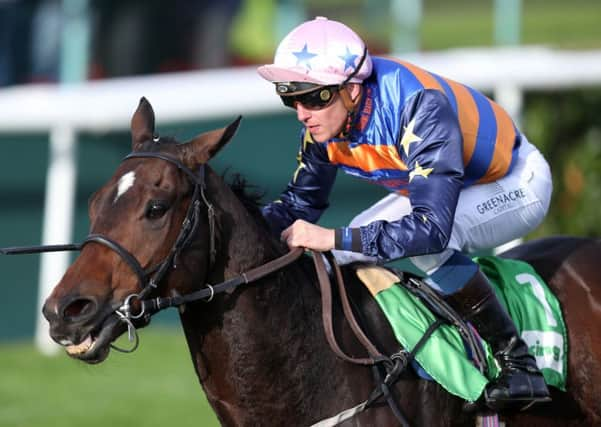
62;298;97;322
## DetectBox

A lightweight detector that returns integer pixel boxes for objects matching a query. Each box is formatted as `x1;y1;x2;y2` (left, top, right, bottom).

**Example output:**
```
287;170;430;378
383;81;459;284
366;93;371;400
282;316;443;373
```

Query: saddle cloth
356;256;567;402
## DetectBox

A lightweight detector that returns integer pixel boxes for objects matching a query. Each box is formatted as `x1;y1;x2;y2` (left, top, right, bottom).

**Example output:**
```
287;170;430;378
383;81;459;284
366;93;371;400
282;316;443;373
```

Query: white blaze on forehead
114;171;136;203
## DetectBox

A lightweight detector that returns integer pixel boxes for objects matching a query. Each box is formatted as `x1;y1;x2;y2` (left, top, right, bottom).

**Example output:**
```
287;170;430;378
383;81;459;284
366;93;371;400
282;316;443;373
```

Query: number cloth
360;256;566;402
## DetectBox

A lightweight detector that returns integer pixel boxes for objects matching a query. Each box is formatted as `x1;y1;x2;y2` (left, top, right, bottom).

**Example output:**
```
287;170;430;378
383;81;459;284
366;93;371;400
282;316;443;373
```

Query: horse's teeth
65;335;93;355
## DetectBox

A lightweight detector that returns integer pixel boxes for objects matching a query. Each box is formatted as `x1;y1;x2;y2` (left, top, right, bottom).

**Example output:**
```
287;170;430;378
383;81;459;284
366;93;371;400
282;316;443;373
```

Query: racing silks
263;57;522;261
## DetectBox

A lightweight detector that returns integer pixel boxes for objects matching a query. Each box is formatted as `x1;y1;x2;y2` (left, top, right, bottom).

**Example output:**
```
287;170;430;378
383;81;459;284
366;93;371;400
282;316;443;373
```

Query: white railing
1;46;600;354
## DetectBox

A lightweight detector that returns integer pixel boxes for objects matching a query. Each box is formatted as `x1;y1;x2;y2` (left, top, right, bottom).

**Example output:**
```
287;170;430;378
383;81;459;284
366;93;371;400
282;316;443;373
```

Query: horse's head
42;97;240;363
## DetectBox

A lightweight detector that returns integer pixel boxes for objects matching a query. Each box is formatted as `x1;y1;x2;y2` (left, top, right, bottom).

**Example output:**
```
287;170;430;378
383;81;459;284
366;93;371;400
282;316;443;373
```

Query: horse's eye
145;200;169;219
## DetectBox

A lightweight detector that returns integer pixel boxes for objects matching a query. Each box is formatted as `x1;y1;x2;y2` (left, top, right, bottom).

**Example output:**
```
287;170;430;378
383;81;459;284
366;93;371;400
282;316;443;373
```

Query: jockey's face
294;84;361;142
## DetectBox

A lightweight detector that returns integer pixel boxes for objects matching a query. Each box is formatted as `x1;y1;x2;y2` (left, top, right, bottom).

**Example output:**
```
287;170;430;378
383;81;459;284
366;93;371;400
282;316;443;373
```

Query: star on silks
409;161;434;182
302;129;314;152
293;160;307;183
339;46;359;72
293;43;318;70
291;148;308;183
400;118;423;156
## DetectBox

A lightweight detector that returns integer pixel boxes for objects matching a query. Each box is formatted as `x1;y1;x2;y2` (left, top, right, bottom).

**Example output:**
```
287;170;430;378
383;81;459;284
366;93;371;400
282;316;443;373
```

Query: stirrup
483;389;552;412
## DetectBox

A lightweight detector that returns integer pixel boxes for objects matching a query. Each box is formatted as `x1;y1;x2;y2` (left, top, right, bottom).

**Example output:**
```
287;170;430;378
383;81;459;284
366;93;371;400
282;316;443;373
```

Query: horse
40;98;601;426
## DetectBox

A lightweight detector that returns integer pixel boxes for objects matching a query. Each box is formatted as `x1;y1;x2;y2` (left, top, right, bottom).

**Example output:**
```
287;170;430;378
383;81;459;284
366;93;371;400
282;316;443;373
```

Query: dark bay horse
41;98;601;426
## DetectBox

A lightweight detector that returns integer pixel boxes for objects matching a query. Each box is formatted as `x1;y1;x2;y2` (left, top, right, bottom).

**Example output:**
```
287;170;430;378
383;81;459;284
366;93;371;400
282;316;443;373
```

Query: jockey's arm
262;131;337;237
336;89;465;261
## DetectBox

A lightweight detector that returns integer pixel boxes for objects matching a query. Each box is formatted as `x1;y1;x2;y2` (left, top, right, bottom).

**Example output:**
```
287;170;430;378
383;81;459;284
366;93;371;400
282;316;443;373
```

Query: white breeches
332;137;553;275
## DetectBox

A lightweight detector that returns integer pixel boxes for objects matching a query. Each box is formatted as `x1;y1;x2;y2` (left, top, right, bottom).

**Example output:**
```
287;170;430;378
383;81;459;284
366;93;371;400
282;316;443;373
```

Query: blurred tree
230;0;276;64
524;89;601;238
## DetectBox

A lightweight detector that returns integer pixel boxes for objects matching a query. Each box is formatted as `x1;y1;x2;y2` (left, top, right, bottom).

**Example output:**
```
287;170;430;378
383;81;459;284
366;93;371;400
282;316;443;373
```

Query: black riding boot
445;269;551;411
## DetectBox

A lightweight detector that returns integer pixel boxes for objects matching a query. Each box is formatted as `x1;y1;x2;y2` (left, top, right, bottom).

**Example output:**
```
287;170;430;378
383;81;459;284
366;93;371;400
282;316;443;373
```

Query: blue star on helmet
339;47;359;72
293;43;318;70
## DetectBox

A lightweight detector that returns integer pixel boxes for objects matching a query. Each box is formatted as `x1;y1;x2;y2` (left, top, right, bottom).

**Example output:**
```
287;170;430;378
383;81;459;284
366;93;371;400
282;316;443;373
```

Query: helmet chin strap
339;85;363;136
339;86;359;111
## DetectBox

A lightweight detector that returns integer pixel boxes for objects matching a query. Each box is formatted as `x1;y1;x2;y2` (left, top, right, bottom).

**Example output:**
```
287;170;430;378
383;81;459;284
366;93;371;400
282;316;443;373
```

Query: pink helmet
257;17;372;86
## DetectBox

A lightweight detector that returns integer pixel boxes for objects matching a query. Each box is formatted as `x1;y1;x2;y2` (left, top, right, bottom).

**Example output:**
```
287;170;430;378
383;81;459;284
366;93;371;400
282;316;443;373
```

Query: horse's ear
131;97;156;151
181;116;242;167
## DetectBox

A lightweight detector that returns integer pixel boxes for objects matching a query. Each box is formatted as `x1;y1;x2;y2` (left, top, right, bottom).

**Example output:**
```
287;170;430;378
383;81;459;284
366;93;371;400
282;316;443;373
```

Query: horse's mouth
64;314;125;364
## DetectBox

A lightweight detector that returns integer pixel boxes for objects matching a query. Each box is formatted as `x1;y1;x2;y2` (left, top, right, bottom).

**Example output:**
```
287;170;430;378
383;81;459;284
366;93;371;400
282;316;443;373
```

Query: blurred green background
1;1;600;426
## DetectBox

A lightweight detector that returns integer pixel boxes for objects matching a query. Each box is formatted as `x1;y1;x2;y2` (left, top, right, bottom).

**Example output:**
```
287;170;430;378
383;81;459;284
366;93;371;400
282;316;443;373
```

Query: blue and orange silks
262;57;522;261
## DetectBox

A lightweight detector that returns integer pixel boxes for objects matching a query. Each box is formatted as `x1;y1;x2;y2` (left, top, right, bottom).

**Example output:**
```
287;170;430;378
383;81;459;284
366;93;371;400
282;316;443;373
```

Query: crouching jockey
257;16;552;411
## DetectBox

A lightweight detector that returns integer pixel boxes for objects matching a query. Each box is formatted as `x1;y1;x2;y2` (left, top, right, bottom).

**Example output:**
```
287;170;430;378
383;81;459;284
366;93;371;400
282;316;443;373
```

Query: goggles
276;83;339;110
274;47;368;111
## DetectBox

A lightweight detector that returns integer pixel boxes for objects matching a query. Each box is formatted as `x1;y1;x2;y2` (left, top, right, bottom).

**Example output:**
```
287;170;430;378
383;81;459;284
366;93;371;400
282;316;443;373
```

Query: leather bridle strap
144;247;390;368
0;243;80;255
141;246;305;314
312;251;388;366
0;234;147;285
124;152;204;186
124;152;217;268
84;234;148;286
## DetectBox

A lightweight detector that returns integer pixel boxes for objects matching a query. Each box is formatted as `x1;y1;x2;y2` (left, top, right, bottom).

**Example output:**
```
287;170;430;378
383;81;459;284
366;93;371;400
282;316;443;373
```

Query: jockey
257;16;552;411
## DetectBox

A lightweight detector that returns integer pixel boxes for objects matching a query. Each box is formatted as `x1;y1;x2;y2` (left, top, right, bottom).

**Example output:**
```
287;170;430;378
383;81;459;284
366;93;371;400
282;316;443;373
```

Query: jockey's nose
296;103;311;122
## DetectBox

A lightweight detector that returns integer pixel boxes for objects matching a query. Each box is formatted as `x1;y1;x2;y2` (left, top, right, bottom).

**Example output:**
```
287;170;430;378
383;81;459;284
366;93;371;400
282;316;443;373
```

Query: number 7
515;273;557;328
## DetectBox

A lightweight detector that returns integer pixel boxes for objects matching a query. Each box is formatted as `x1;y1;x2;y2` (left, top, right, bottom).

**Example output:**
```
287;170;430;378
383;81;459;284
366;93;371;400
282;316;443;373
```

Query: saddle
311;253;566;425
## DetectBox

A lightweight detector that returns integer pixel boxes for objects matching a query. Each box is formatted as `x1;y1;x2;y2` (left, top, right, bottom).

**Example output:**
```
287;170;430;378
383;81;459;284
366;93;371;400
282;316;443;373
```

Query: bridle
1;151;303;351
110;152;217;320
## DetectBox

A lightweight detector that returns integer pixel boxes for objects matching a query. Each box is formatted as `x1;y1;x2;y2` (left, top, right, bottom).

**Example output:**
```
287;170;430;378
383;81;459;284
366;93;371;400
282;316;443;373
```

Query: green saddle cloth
360;256;567;402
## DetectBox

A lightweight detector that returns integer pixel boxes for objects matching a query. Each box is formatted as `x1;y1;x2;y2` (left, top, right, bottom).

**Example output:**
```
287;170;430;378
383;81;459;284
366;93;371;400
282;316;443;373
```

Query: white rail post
34;124;78;355
494;83;525;254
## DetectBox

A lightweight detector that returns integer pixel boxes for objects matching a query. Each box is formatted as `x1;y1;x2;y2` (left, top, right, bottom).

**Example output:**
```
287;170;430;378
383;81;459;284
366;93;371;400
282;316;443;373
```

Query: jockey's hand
281;220;335;252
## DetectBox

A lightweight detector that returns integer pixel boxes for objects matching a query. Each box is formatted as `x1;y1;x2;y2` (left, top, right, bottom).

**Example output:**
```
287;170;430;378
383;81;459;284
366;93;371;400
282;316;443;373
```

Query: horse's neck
214;181;274;276
180;172;339;424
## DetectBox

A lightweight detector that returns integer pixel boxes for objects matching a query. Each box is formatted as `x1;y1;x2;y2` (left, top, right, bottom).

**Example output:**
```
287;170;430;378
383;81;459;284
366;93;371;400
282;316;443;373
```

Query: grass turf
0;328;219;427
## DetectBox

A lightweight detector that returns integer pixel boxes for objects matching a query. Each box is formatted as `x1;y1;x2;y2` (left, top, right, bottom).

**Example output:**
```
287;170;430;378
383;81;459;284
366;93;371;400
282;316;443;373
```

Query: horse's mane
225;171;266;223
222;170;289;242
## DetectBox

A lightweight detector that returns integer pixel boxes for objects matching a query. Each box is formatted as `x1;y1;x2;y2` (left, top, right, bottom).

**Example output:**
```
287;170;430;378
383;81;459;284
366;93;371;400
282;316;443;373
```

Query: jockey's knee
414;250;478;295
